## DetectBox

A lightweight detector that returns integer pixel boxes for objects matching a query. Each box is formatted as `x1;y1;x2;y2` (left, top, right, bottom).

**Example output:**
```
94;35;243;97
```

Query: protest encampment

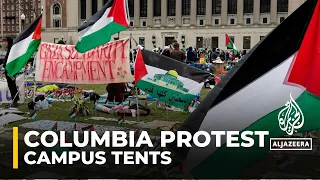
0;0;320;179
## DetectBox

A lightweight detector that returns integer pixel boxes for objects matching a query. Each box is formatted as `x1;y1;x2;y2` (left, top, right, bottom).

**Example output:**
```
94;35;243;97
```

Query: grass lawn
8;84;212;129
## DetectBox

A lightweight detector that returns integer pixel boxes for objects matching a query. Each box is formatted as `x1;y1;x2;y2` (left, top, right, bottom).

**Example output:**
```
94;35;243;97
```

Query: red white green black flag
225;33;238;55
5;15;42;77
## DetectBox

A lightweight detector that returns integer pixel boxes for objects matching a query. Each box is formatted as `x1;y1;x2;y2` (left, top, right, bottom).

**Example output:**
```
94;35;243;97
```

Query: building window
53;3;60;15
182;0;191;15
212;0;221;15
196;37;203;48
277;0;288;13
280;17;285;23
92;0;98;15
129;0;134;17
140;0;147;17
230;18;235;24
168;0;176;16
154;0;161;16
260;36;265;40
263;18;268;23
246;18;251;24
199;19;204;25
54;38;60;44
228;0;237;14
197;0;206;15
130;21;134;27
139;37;145;46
214;19;219;24
243;36;251;49
52;3;62;28
212;37;218;49
243;0;253;14
260;0;270;13
53;19;61;27
142;21;146;26
80;0;86;19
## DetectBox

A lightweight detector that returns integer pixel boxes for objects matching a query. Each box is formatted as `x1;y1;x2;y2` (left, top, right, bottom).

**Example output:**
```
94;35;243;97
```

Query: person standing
0;37;20;107
106;83;130;103
171;43;186;62
170;39;178;52
161;46;172;58
186;46;196;63
210;48;218;62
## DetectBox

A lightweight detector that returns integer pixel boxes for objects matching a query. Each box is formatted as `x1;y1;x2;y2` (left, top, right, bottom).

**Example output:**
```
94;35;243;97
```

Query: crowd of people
0;36;247;108
131;39;247;64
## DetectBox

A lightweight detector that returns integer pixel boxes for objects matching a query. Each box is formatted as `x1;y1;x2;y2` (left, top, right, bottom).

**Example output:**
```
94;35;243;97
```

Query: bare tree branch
203;38;212;49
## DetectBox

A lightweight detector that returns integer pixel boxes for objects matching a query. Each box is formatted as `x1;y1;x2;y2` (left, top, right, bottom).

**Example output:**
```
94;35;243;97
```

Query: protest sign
0;75;25;103
35;38;133;84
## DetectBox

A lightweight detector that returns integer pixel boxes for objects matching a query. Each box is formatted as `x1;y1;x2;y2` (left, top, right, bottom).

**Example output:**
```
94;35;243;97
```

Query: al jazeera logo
270;93;312;151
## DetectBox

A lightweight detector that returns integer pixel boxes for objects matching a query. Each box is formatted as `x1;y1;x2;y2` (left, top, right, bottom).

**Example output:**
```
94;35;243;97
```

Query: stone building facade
0;0;42;37
41;0;306;50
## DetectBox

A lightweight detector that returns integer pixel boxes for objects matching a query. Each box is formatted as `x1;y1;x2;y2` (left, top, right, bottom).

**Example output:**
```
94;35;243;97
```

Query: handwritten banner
35;38;133;84
0;75;25;103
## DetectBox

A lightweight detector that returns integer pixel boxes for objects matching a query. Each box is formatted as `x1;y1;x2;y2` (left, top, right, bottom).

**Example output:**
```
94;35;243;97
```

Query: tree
18;0;39;24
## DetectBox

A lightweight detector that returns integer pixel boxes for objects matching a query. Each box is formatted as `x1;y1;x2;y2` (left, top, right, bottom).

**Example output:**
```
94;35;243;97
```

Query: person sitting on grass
106;83;131;103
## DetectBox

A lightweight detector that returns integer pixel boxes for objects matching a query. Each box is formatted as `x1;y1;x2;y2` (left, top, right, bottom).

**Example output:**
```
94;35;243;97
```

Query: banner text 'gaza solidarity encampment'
35;38;133;84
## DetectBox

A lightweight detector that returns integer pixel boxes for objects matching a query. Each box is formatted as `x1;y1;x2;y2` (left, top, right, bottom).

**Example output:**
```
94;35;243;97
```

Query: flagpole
225;50;227;62
32;55;37;103
130;27;140;121
135;87;140;121
10;54;35;107
9;76;25;108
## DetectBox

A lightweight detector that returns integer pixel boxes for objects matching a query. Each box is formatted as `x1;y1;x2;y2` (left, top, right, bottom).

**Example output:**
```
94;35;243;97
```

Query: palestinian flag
134;49;210;109
135;128;141;135
5;15;42;77
168;0;320;178
225;33;238;55
118;114;125;126
51;122;58;131
82;124;95;131
155;100;161;108
75;0;130;53
70;111;78;119
30;110;38;121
